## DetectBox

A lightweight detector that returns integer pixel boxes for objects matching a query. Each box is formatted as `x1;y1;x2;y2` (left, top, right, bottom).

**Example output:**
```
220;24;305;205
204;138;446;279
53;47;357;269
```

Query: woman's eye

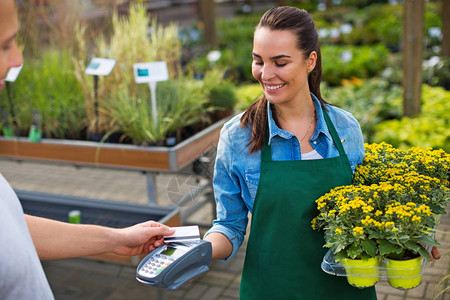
254;61;263;66
276;62;287;67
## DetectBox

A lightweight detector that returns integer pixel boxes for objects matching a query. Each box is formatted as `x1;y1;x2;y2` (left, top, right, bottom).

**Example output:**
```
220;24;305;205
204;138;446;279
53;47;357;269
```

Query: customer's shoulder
324;104;361;130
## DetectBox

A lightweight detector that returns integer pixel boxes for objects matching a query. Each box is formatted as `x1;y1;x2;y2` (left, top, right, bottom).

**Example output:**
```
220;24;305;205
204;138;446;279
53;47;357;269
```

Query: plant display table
0;117;226;172
0;117;227;206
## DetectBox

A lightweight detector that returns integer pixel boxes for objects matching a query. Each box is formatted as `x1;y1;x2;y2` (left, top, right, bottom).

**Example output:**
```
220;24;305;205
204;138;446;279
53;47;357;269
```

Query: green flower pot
386;256;422;289
342;257;380;288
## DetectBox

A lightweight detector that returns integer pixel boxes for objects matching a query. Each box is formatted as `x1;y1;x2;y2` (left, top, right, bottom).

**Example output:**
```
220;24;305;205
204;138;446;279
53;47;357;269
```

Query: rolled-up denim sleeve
204;124;249;261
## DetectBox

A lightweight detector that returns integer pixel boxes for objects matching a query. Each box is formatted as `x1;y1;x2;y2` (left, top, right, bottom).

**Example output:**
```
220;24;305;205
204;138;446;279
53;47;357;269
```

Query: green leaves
376;237;437;261
361;239;377;257
335;250;348;263
418;245;431;261
418;235;440;247
404;241;421;253
428;203;448;215
377;239;401;257
347;244;363;259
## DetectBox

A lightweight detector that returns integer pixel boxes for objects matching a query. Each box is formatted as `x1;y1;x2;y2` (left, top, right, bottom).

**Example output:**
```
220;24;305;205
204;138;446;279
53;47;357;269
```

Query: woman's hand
430;246;441;261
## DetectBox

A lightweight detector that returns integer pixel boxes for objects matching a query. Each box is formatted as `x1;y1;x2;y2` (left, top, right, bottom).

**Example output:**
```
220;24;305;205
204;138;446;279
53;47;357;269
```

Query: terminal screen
162;247;176;256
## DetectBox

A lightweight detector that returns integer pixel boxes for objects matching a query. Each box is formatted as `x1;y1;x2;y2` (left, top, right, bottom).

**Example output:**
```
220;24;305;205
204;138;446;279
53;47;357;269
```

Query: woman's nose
260;64;275;81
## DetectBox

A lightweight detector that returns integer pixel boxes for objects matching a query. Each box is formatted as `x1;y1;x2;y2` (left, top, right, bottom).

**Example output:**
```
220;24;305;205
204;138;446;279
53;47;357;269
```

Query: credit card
164;225;200;243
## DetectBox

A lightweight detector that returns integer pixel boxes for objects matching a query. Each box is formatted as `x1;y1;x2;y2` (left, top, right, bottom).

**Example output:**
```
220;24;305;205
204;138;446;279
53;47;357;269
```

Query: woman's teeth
265;84;285;90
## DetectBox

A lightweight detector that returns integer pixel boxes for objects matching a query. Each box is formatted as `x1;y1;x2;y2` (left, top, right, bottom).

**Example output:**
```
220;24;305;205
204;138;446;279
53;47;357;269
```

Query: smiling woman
203;6;377;300
251;27;318;152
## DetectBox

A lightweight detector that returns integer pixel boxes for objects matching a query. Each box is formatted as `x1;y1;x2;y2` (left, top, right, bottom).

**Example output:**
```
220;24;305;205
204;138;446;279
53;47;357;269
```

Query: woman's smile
264;83;286;91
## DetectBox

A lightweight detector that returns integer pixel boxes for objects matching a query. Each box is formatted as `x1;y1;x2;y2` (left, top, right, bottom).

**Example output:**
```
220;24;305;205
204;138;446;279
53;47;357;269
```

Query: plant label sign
84;58;116;76
5;65;23;82
133;61;169;84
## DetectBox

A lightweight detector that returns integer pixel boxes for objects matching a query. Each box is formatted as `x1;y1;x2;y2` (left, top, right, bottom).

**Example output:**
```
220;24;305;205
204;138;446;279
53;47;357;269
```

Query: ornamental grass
312;142;450;262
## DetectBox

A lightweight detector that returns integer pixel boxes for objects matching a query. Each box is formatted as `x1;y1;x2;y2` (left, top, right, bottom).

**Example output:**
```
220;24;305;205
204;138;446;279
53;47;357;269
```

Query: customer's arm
25;214;174;260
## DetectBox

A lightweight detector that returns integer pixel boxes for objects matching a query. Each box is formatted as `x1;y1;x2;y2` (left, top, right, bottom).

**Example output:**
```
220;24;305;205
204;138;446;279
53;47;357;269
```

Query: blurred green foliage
0;50;86;139
189;2;442;88
235;83;262;112
322;44;390;86
202;69;238;112
373;85;450;152
323;78;402;143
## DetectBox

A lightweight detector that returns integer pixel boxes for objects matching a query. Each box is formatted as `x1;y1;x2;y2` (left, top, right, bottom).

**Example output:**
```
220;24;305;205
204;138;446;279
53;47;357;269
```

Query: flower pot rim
321;249;428;280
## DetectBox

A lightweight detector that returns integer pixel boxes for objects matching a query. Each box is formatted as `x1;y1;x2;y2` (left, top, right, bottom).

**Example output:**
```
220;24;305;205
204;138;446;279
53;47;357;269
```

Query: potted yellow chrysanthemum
313;142;450;289
313;184;381;288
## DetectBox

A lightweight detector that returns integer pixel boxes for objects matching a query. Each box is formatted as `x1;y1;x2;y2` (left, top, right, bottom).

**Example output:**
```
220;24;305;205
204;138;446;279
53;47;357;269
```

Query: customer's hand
112;221;175;256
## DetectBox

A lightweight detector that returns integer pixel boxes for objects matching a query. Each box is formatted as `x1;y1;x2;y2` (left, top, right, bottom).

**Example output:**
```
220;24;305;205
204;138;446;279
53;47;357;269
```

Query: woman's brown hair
241;6;329;153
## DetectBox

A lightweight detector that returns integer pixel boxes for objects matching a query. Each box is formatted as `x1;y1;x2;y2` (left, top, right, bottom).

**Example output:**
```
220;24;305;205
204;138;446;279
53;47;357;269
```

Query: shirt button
313;141;317;144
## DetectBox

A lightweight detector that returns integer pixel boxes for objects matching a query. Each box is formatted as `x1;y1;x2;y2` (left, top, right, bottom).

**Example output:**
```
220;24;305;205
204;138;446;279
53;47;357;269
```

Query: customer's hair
241;6;329;153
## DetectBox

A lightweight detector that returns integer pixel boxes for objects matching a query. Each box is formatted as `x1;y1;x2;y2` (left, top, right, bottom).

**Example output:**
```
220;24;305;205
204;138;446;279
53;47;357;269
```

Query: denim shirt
204;93;365;261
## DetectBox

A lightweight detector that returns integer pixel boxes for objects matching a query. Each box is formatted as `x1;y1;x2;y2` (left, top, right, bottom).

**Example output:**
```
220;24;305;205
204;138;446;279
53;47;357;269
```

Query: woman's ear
307;51;317;73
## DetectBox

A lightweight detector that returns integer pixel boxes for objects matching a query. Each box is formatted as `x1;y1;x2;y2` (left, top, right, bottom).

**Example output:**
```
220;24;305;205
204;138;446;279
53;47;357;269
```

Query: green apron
240;109;377;300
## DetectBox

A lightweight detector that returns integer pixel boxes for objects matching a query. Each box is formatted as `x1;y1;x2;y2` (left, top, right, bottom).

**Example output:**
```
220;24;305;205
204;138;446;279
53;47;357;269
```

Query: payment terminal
136;240;212;290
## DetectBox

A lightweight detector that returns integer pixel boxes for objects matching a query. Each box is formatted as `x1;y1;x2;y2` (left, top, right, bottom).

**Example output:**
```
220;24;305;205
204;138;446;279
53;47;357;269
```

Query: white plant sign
6;65;23;82
84;58;116;76
133;61;169;127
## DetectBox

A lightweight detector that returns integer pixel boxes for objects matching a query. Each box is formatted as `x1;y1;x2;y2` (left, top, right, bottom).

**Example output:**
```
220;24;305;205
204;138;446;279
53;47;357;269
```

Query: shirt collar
267;93;333;145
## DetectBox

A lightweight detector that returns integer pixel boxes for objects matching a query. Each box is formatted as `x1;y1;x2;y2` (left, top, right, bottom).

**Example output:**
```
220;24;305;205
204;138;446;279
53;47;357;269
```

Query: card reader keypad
140;254;175;278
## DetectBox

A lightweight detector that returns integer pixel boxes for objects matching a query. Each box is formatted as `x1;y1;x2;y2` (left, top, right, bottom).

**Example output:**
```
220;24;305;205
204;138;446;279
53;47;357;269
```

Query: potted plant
313;184;381;288
353;143;449;289
313;142;450;289
100;77;212;146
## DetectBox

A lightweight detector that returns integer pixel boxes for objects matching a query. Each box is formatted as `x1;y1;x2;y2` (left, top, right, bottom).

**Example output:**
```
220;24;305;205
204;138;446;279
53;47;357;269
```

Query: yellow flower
412;215;422;223
384;221;395;228
311;217;317;230
312;141;449;258
353;227;364;235
361;216;374;226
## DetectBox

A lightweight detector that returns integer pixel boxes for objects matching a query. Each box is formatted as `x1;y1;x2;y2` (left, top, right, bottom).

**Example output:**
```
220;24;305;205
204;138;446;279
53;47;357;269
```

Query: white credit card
164;225;200;243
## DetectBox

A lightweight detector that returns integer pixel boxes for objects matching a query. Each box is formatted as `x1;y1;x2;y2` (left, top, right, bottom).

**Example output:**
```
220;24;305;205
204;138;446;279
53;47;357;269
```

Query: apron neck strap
322;108;347;157
262;106;347;161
